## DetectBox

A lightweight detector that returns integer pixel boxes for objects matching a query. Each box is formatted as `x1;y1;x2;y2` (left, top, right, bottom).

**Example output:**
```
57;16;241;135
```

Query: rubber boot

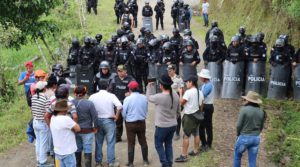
84;153;92;167
141;145;149;164
75;152;82;167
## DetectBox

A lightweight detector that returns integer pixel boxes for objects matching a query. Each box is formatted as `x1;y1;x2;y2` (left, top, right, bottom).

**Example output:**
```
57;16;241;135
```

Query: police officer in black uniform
280;35;295;56
182;29;199;50
170;28;183;73
171;0;179;29
127;0;138;28
87;0;98;15
94;61;117;92
180;40;201;80
67;38;81;68
132;38;149;92
139;27;146;38
111;65;135;142
154;0;165;30
79;37;96;67
256;32;267;55
148;39;161;78
183;4;191;29
227;35;246;63
114;36;134;75
270;38;292;67
101;40;116;72
114;0;126;24
245;35;266;63
205;21;225;47
158;42;177;76
144;28;156;47
238;26;247;45
203;35;226;65
142;1;153;17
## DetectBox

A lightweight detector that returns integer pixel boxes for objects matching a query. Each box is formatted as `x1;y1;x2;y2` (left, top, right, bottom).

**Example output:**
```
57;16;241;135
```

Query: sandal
175;155;188;162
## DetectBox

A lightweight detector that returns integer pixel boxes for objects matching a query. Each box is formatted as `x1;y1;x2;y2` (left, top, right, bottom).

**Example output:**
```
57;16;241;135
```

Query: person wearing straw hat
50;99;81;167
197;69;214;151
233;91;266;167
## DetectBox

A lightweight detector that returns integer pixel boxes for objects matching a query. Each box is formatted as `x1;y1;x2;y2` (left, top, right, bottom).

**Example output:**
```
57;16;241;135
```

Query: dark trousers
116;114;123;141
156;15;164;30
199;104;214;147
172;17;178;29
136;75;148;93
125;121;148;163
87;3;97;15
176;115;181;136
133;15;138;28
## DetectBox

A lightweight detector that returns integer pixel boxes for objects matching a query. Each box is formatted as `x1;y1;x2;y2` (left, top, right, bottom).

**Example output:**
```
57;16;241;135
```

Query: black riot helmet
279;34;289;45
239;26;246;35
210;35;219;43
145;28;151;35
231;35;240;43
186;40;194;47
106;39;114;49
179;1;184;7
84;36;91;46
184;4;189;9
183;29;192;36
256;32;265;42
136;38;145;48
117;29;125;37
121;36;129;48
162;42;172;51
172;28;180;36
91;38;97;46
275;38;285;48
124;7;130;13
161;34;169;43
95;34;103;42
127;32;135;42
249;35;259;43
71;38;80;48
99;60;110;70
140;27;146;35
148;38;159;47
52;64;64;77
123;22;130;30
111;34;118;42
211;20;218;28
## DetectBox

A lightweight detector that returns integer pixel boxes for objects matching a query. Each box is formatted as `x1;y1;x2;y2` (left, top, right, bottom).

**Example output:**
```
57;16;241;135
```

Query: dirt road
0;0;276;167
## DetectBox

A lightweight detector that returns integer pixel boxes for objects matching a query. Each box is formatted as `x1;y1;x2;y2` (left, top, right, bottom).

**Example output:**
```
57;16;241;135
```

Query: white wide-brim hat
197;69;211;79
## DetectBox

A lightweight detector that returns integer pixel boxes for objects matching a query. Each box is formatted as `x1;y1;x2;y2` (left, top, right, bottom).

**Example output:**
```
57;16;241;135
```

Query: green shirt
236;105;265;136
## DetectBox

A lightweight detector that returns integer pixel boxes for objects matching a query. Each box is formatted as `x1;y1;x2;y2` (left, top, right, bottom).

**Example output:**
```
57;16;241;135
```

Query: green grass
264;100;300;166
0;0;117;153
188;150;219;167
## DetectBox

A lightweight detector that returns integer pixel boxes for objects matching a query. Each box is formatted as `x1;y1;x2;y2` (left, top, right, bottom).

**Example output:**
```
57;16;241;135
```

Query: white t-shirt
50;115;77;155
202;2;209;14
183;87;204;115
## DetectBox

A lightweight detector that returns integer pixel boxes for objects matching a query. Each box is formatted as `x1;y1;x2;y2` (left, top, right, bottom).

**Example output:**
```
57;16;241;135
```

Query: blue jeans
233;135;261;167
33;119;49;164
203;13;209;26
55;153;76;167
95;118;116;164
154;126;176;167
48;131;54;155
76;133;94;153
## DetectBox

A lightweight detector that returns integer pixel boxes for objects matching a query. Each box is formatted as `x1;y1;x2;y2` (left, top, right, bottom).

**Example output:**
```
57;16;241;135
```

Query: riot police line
62;27;300;101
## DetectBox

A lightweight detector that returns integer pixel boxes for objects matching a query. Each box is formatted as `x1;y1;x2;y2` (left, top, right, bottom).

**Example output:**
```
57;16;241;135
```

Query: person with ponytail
175;75;204;163
72;86;98;167
146;74;179;167
31;81;51;166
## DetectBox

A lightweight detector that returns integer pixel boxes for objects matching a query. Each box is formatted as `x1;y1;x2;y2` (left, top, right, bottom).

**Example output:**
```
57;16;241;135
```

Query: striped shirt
31;93;50;120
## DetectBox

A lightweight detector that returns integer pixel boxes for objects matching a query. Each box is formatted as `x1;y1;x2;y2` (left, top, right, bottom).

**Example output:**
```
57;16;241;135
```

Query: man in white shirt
89;80;122;167
175;75;204;163
202;0;209;27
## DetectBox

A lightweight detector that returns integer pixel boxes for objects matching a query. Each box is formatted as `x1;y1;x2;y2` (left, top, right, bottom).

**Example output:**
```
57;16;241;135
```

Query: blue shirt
201;81;214;104
18;71;36;94
122;92;148;122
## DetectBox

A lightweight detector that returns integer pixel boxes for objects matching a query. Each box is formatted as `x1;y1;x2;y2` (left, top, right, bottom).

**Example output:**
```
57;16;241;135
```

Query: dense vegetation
0;0;117;152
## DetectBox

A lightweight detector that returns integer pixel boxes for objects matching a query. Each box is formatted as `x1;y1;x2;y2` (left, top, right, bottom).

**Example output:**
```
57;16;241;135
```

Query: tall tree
0;0;61;48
